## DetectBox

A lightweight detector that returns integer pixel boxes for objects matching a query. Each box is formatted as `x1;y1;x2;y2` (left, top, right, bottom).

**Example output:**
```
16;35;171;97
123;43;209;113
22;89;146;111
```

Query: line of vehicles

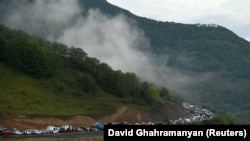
1;103;214;136
0;123;104;136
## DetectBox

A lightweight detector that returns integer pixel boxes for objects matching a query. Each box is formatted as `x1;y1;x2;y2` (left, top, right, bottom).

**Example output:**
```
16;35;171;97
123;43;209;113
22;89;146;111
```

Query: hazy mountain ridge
0;24;239;125
0;0;249;123
81;0;250;113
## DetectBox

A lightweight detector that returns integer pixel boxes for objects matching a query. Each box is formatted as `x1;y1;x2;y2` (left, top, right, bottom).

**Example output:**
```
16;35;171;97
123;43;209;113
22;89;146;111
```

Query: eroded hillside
0;105;190;130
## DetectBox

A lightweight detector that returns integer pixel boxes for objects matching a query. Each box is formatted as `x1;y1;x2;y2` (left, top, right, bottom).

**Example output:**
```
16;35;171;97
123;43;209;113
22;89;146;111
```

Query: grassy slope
1;62;247;124
0;62;126;116
235;111;250;124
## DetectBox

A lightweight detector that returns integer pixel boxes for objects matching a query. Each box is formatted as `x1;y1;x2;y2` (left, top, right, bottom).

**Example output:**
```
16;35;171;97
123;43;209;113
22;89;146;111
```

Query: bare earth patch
0;104;190;130
0;104;190;141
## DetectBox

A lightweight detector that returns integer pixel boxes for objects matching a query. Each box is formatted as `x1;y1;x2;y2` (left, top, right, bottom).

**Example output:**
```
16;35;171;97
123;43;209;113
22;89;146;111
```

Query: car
0;128;12;135
12;128;23;135
57;125;74;133
30;129;43;134
80;126;91;131
23;129;32;135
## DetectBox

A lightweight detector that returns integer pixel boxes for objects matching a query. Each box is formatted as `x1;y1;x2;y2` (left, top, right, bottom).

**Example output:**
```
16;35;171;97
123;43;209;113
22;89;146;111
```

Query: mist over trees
0;0;250;117
0;24;174;106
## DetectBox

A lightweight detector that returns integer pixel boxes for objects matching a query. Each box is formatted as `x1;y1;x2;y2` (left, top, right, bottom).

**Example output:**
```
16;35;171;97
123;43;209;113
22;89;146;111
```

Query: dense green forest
78;0;250;121
81;0;250;79
0;24;242;124
0;0;249;124
0;24;174;107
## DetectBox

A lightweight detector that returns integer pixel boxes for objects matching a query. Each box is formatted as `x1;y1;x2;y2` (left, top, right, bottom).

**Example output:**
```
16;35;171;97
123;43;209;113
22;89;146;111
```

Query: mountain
80;0;250;114
0;0;249;123
0;22;180;111
0;20;239;126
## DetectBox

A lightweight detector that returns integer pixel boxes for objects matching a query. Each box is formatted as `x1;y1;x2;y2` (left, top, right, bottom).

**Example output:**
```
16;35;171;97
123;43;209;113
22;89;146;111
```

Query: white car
30;129;43;134
12;128;23;135
23;129;32;135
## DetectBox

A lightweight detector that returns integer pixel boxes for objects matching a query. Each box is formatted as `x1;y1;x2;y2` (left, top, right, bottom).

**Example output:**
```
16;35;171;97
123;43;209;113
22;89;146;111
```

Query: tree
68;47;87;66
141;82;160;105
78;74;97;94
159;87;172;102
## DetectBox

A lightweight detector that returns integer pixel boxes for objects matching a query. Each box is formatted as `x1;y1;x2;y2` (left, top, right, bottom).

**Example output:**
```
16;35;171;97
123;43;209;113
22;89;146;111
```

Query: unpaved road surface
0;105;190;130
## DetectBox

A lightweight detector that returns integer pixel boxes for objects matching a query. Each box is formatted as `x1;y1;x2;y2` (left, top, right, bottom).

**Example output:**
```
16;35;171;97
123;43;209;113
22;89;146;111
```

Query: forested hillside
79;0;250;114
0;24;178;115
0;0;249;123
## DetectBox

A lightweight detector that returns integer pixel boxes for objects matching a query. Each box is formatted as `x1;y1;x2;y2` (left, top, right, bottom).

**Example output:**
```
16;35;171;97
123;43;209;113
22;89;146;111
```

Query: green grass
234;111;250;124
0;63;124;116
0;62;248;125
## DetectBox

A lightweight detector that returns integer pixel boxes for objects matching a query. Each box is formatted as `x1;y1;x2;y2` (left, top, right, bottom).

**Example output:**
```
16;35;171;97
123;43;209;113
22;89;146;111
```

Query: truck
93;123;104;131
45;125;60;134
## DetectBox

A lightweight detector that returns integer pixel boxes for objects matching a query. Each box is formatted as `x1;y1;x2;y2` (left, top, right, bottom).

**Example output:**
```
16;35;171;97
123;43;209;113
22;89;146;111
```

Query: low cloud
2;0;214;96
3;0;82;40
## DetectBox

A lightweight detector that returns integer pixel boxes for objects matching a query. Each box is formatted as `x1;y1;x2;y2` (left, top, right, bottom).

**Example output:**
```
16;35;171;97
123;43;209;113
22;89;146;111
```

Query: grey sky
107;0;250;41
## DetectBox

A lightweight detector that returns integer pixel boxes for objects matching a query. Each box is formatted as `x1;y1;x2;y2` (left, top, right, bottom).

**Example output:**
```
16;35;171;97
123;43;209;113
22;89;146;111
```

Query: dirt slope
0;104;190;130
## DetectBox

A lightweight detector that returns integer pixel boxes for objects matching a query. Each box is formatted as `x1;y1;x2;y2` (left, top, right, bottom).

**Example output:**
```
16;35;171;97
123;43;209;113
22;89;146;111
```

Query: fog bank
2;0;214;96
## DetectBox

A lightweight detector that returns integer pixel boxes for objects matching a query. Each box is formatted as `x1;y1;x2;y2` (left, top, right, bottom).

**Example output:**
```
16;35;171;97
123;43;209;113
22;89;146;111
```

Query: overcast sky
107;0;250;42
